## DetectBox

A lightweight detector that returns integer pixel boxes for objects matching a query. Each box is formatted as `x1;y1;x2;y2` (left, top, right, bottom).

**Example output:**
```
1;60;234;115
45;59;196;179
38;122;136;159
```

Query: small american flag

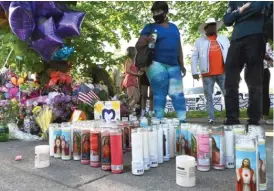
78;84;99;106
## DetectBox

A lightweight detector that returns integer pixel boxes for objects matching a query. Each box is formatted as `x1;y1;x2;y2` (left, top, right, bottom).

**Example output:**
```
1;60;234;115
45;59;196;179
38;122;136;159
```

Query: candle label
53;128;62;158
176;126;189;155
163;128;170;161
258;139;267;190
197;134;210;170
235;146;257;191
73;128;81;160
132;161;144;175
90;132;101;166
61;129;71;160
212;129;225;169
177;166;195;179
81;130;90;163
189;131;197;160
101;134;111;168
150;155;158;167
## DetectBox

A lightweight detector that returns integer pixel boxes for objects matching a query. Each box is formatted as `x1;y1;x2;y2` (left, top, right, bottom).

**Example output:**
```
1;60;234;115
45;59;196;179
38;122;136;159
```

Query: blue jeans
202;74;225;120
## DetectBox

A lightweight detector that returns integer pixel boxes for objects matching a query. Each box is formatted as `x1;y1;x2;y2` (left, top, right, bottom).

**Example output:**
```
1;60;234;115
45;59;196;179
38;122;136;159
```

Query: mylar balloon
31;1;63;18
9;1;35;41
0;1;10;12
56;11;86;38
31;17;63;61
51;46;74;61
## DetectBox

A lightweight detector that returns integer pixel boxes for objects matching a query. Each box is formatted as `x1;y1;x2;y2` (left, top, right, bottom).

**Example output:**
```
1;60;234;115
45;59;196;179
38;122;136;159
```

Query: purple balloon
31;2;63;18
0;1;10;12
9;1;35;41
56;11;86;38
31;17;63;61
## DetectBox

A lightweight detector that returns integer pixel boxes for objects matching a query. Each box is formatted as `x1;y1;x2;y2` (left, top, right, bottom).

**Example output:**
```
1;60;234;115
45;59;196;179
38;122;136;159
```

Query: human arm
125;59;142;77
236;2;268;23
223;2;241;26
135;24;154;50
191;40;200;80
178;38;186;77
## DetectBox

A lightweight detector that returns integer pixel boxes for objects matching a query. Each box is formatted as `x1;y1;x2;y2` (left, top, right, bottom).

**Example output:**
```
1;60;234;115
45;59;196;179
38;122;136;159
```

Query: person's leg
262;69;271;118
140;85;148;117
126;86;138;110
244;35;266;125
216;74;225;95
148;86;154;117
146;61;169;120
166;64;186;122
225;39;245;125
202;76;215;122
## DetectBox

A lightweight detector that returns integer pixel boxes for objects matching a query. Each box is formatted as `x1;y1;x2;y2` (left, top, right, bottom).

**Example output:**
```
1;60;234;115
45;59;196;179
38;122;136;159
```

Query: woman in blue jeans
135;1;186;122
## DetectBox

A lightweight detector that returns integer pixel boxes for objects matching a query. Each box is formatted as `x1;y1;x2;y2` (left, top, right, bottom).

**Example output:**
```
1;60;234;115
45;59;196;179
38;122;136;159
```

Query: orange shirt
202;35;224;77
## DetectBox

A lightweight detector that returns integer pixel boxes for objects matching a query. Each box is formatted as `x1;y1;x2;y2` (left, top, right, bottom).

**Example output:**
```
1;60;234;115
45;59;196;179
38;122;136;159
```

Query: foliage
0;100;19;124
0;1;232;74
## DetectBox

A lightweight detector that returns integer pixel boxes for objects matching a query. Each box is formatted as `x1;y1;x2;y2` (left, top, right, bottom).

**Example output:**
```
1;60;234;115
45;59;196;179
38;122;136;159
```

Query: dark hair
151;1;169;13
127;47;136;60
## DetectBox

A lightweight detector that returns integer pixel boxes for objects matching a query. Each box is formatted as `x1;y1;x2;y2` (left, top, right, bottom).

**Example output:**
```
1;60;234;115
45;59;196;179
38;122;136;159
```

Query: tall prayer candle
143;128;150;170
197;126;210;171
162;124;170;162
211;126;225;170
148;127;158;167
224;125;234;169
61;124;71;160
110;127;123;174
157;125;164;164
131;128;144;175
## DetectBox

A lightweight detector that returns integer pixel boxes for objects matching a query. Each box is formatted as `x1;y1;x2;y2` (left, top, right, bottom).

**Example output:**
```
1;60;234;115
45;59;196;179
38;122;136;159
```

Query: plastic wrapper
8;123;42;141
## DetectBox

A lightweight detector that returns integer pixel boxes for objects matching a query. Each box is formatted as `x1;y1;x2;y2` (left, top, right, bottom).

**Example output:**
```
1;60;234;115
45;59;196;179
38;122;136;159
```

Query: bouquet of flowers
0;100;19;124
32;105;52;139
52;94;76;122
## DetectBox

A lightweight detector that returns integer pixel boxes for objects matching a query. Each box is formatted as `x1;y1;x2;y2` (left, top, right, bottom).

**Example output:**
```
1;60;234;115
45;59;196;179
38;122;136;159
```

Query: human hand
147;35;155;43
239;2;251;14
181;66;186;77
192;74;200;81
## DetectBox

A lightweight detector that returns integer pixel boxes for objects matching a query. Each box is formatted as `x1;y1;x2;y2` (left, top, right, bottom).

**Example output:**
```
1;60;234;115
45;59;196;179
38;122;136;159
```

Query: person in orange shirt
191;18;230;124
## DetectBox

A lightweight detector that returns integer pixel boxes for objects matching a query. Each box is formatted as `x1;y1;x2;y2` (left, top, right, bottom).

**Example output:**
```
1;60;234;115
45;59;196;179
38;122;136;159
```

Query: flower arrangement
0;100;19;124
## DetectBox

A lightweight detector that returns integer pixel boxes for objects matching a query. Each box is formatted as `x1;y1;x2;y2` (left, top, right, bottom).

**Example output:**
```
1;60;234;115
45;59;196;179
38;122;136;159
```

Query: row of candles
48;117;267;190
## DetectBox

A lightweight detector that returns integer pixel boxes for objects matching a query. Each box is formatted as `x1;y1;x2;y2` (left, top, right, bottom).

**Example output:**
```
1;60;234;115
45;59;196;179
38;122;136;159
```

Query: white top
264;43;273;69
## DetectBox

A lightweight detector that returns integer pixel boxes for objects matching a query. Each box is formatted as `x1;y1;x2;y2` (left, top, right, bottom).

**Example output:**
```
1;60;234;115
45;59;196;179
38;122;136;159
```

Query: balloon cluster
0;2;86;61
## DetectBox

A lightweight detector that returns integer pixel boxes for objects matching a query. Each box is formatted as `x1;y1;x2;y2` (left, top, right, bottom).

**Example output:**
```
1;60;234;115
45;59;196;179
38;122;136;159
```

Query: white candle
132;129;144;175
143;129;150;170
35;145;50;168
162;124;170;162
61;126;72;160
149;127;158;167
157;126;164;164
48;123;56;157
132;129;144;162
169;123;175;158
224;126;234;169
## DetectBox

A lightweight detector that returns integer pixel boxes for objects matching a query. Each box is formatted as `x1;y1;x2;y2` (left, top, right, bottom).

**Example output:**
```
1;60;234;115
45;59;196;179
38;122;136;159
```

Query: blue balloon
51;46;74;61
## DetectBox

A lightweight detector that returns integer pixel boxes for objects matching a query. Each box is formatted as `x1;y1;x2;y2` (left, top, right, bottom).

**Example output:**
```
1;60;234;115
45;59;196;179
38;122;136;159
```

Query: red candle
90;129;101;167
81;128;90;165
101;128;111;171
110;128;123;174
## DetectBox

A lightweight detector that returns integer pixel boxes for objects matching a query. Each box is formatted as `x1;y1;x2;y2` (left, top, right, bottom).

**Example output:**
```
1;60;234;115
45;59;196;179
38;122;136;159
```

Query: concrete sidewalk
0;126;273;191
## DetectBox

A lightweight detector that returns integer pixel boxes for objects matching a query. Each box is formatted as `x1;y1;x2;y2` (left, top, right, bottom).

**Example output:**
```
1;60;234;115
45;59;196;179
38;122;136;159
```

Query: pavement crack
75;174;110;189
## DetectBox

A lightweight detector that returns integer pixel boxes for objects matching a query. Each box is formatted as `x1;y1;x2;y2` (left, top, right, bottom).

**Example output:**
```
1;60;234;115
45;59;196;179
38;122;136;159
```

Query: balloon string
4;48;13;67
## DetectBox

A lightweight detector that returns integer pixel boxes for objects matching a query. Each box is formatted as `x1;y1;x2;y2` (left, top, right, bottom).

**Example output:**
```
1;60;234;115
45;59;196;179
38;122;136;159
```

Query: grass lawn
164;109;273;119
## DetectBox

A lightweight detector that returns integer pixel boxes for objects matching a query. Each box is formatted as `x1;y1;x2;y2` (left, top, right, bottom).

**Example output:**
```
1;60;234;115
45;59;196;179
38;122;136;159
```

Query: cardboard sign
94;101;120;121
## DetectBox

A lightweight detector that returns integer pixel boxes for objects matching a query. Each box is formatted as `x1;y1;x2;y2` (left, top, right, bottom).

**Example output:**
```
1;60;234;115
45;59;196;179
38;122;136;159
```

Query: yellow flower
112;101;120;110
94;102;104;114
32;106;41;114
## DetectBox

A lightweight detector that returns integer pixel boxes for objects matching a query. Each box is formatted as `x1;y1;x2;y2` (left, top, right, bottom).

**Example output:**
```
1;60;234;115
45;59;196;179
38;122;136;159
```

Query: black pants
262;69;271;116
225;34;266;125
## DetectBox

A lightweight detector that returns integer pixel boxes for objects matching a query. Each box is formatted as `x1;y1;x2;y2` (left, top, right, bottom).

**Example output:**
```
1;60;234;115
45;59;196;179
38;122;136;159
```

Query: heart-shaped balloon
102;109;116;121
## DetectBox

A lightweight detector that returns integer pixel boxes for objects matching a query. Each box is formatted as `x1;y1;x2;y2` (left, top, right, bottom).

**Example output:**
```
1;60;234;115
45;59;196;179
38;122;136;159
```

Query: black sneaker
208;119;215;124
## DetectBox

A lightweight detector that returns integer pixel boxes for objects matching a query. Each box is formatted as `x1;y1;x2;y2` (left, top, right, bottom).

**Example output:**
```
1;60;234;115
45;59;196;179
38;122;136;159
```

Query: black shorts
139;73;150;86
